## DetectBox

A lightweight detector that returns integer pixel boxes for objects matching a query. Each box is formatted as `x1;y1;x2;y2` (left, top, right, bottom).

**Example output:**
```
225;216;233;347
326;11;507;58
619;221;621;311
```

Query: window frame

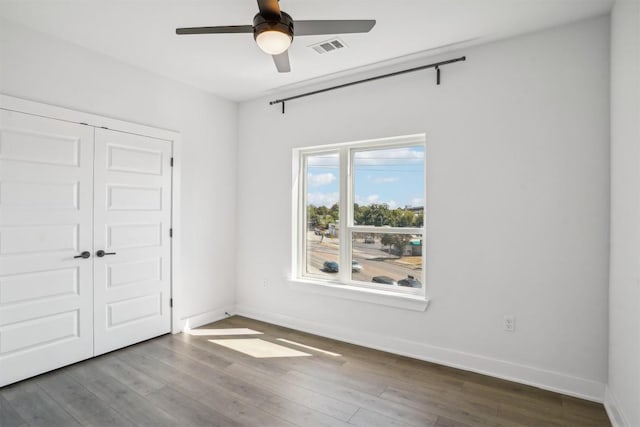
293;134;427;300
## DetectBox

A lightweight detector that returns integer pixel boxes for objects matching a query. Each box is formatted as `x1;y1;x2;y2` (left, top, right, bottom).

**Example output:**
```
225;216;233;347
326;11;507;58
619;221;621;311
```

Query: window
294;134;426;297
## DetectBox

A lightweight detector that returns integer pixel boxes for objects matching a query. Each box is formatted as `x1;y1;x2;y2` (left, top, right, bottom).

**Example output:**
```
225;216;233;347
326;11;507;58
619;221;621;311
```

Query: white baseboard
605;386;630;427
173;308;229;333
234;304;606;403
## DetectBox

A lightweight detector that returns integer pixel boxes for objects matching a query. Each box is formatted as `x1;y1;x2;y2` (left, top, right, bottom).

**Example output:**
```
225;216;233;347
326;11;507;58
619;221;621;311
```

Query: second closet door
93;128;172;355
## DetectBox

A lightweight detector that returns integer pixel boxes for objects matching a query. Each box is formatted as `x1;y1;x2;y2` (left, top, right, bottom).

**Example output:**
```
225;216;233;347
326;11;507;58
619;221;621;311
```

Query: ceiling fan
176;0;376;73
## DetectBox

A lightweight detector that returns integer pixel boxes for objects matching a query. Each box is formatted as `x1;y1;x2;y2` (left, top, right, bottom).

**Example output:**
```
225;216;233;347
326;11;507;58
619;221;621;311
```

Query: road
305;232;422;286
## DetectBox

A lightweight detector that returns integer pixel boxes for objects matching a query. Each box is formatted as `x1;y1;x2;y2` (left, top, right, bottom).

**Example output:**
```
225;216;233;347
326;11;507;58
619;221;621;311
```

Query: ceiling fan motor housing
253;11;294;41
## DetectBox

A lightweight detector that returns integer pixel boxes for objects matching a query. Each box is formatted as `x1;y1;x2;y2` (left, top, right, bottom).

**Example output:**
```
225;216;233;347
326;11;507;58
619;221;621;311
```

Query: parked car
351;260;363;272
398;275;422;288
364;236;375;244
323;261;339;272
372;276;397;285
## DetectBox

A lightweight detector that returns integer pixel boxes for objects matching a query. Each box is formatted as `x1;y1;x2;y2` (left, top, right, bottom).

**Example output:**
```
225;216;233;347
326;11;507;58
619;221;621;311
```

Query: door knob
74;251;91;259
96;250;116;257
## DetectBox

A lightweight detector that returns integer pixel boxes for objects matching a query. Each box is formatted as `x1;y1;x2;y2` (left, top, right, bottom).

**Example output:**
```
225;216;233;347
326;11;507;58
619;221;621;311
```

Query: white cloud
308;172;336;187
307;153;339;167
354;147;423;166
366;194;380;204
410;197;424;207
307;192;339;207
355;194;399;209
386;200;398;209
370;176;400;184
355;194;374;205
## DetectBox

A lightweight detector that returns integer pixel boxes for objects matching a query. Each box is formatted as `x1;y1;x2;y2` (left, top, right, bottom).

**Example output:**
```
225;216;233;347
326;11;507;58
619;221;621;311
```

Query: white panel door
93;128;172;355
0;110;94;386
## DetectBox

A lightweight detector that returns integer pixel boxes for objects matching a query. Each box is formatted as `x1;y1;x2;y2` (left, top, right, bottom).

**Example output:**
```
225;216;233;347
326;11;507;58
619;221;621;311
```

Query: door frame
0;94;183;334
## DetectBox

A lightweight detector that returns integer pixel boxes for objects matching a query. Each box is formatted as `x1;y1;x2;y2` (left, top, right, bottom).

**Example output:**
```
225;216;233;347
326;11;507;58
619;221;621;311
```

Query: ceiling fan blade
176;25;253;35
272;51;290;73
294;20;376;36
257;0;281;17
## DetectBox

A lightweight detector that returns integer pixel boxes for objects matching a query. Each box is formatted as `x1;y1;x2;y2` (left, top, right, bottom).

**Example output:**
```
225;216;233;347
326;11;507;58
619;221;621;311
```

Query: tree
390;234;412;258
354;203;393;226
380;234;394;253
397;209;415;227
329;203;339;222
414;213;424;228
307;205;318;229
316;203;423;232
380;234;412;258
307;204;339;230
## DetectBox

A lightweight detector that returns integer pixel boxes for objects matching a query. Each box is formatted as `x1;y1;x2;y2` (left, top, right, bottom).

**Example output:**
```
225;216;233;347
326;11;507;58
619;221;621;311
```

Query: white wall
236;16;610;400
607;1;640;426
0;18;238;329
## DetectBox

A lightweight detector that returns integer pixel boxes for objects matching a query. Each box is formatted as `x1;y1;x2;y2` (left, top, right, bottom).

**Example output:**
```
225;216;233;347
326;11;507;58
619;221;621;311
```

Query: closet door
93;128;172;355
0;110;94;386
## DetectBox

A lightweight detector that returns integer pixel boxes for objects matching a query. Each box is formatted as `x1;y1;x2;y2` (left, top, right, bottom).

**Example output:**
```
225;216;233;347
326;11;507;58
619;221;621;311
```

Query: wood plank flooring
0;315;611;427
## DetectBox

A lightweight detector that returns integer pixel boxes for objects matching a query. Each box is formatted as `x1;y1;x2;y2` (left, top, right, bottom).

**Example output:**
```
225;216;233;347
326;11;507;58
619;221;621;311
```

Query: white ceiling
0;0;612;101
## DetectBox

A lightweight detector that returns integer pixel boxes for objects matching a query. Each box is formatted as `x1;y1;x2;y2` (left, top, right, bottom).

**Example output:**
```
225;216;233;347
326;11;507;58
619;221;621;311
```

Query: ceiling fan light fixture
256;30;292;55
253;11;294;55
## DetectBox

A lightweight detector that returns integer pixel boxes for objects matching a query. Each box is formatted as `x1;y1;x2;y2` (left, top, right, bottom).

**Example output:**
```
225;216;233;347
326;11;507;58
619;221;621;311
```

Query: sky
307;145;425;209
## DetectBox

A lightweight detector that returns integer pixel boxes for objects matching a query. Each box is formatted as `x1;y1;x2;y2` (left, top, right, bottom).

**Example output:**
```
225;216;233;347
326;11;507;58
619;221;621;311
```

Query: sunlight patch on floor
276;338;342;356
186;328;263;336
208;338;312;358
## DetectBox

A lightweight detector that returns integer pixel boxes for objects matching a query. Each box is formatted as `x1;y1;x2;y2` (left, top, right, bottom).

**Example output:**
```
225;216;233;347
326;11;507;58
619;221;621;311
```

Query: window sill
287;278;429;311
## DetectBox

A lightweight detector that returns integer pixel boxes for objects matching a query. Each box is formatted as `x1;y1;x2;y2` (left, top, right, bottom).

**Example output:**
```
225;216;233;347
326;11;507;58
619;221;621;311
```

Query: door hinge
170;157;174;167
169;228;173;238
170;298;173;308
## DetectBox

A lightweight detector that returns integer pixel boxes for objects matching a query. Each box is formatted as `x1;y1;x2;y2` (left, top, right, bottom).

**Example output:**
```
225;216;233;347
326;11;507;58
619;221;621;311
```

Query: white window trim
287;277;429;311
291;134;428;310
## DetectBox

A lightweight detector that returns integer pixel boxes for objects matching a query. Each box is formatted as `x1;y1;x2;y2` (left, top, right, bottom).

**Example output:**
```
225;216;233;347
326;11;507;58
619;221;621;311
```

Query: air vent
309;38;347;54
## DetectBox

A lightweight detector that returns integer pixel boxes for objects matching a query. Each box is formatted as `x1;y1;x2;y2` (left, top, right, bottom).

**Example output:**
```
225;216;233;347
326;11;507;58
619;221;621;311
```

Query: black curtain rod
269;55;466;113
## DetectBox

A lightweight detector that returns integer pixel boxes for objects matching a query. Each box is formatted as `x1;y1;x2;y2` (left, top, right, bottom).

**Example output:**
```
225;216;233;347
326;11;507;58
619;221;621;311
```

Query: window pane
351;232;423;288
305;153;340;278
353;146;424;228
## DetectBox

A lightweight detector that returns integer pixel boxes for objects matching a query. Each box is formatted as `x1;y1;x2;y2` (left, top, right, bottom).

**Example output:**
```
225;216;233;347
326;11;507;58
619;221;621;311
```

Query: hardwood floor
0;315;611;427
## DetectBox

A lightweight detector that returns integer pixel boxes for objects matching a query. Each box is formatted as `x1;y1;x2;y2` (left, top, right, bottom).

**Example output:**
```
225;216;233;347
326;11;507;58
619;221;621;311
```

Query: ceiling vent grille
310;38;347;54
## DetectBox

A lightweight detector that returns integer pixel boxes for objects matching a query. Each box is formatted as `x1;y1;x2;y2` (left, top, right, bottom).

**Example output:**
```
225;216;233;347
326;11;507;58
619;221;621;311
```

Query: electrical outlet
263;279;268;287
504;315;515;332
